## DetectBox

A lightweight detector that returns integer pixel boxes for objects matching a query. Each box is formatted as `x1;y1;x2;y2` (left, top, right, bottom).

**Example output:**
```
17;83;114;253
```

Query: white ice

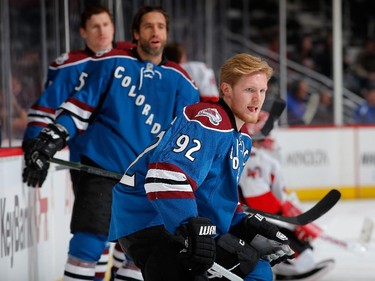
301;199;375;281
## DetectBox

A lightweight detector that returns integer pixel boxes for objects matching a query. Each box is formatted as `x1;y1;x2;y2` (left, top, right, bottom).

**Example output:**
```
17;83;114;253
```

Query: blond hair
219;54;273;96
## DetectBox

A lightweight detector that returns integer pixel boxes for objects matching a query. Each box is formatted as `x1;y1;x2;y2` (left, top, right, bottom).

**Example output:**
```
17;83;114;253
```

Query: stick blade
296;189;341;225
244;189;341;225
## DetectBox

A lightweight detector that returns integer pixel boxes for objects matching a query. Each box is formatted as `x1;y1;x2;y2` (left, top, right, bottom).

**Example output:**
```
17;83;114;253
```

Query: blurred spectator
314;33;333;78
353;85;375;124
0;76;28;143
289;34;316;70
286;79;309;125
352;38;375;95
311;88;334;125
164;41;219;102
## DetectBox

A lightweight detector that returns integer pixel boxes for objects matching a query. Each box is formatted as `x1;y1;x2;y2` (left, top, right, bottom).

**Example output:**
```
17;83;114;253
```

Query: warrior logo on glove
199;225;217;236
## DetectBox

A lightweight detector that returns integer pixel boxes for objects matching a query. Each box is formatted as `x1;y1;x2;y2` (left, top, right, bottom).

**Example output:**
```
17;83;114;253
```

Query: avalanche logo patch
95;48;111;57
55;53;69;65
196;108;222;126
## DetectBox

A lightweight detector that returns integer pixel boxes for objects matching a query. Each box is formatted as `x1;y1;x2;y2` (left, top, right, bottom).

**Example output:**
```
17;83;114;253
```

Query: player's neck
136;47;162;65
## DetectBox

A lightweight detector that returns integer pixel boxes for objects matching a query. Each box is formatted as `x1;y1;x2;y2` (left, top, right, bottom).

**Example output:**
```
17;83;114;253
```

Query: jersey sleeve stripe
59;99;94;121
31;104;56;114
27;116;53;126
146;190;195;200
28;121;49;127
70;115;89;131
144;170;191;193
148;162;197;190
28;110;55;120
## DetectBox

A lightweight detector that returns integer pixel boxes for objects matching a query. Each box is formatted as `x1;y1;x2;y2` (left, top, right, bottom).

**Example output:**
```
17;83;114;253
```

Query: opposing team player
108;53;295;281
239;101;335;281
22;5;199;281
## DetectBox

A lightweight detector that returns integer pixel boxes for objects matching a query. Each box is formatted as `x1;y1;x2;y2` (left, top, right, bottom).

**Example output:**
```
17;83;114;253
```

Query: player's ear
133;31;140;42
220;82;232;98
79;27;86;39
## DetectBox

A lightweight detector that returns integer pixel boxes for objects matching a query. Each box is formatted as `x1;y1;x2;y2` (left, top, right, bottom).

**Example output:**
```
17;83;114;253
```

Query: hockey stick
244;189;341;225
51;157;341;226
319;234;366;253
209;262;242;281
319;217;374;253
50;157;122;180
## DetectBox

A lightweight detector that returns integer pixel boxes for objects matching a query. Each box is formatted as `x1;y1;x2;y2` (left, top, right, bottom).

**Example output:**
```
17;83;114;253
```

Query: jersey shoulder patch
184;102;233;131
92;48;132;59
50;50;90;67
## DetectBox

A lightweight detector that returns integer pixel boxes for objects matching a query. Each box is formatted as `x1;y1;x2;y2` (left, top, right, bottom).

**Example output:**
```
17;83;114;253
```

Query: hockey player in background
22;5;199;281
108;53;295;281
164;41;220;102
239;105;335;281
21;5;124;280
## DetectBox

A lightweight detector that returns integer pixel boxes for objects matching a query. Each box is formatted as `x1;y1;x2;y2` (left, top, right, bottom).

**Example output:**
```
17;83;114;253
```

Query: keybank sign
0;191;48;267
284;149;329;167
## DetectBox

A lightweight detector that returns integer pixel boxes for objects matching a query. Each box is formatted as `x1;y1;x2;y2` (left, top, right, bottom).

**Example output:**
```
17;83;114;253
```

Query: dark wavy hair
131;5;169;43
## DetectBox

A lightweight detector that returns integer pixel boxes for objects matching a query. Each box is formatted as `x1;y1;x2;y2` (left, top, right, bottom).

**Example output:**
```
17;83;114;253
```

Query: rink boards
0;148;72;281
272;125;375;200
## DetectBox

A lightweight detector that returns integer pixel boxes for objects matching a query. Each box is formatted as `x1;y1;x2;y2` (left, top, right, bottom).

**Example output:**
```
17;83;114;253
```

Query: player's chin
245;113;259;124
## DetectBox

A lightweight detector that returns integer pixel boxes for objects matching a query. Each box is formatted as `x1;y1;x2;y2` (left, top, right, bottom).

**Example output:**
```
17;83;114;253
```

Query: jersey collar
218;99;238;131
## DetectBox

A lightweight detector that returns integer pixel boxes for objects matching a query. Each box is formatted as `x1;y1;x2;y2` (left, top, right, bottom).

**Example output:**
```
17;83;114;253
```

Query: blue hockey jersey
55;48;199;173
109;99;252;241
23;48;97;161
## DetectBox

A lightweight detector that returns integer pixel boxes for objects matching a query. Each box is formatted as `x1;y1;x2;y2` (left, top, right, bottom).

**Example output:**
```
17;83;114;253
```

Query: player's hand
22;123;69;187
250;234;295;266
243;213;290;244
176;217;216;275
22;165;49;188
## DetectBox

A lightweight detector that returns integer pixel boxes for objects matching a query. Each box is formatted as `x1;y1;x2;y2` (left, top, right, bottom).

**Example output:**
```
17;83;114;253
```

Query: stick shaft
50;157;122;180
210;262;242;281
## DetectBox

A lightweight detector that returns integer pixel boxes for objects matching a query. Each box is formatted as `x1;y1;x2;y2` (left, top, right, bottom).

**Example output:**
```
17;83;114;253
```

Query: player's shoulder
91;48;133;60
50;50;91;67
115;41;136;50
183;101;234;131
164;60;192;77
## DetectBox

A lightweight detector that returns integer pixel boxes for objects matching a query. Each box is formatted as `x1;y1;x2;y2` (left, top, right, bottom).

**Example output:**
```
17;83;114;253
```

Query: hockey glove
250;234;295;266
216;233;259;275
22;139;47;187
23;123;69;187
176;217;216;275
243;213;290;245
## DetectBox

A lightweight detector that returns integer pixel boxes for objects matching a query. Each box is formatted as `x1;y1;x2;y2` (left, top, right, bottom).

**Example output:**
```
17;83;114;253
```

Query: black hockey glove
176;217;217;276
216;233;260;275
23;123;69;187
242;213;290;245
250;234;295;266
22;139;47;187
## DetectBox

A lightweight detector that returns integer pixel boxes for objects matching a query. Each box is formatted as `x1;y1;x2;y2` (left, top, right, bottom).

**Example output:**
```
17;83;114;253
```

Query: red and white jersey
239;146;286;214
181;61;219;102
